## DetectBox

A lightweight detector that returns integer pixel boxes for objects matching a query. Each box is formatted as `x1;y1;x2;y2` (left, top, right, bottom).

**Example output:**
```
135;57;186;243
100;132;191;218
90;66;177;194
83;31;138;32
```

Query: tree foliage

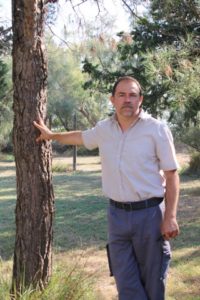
0;12;13;150
0;57;13;151
143;36;200;123
47;35;109;131
82;0;200;125
0;26;12;55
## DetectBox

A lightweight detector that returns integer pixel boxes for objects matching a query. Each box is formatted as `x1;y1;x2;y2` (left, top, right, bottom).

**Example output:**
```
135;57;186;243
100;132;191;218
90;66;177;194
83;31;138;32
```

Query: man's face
110;80;143;120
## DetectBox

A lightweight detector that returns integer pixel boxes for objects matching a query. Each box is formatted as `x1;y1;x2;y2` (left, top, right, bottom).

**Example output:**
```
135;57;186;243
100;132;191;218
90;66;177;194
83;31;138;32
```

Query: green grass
0;155;200;299
0;258;95;300
52;162;71;173
53;170;107;252
167;174;200;300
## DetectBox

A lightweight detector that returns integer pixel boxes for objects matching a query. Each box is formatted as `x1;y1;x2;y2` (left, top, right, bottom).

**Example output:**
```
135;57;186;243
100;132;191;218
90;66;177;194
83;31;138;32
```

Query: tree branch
0;26;12;34
94;0;101;14
70;0;88;9
56;110;70;130
78;106;96;126
67;0;102;21
46;24;74;50
121;0;141;20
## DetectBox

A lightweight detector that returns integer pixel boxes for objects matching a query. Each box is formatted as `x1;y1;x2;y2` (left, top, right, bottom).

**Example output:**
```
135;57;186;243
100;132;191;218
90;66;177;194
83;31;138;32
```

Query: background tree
47;35;109;131
143;37;200;125
0;11;13;151
0;25;12;55
11;0;54;295
0;58;12;150
82;0;200;122
82;0;200;174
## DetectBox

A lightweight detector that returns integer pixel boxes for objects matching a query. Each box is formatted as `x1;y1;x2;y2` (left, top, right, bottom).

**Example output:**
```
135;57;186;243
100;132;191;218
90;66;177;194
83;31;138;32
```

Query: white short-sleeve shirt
82;110;179;202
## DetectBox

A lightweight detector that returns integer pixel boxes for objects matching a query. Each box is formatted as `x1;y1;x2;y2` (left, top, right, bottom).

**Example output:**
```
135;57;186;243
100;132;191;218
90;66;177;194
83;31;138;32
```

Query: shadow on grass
177;175;200;245
53;195;108;252
1;162;200;263
169;174;200;296
180;174;199;182
53;170;108;252
0;159;16;259
53;172;200;254
168;246;200;300
0;199;16;260
170;174;200;250
0;166;15;173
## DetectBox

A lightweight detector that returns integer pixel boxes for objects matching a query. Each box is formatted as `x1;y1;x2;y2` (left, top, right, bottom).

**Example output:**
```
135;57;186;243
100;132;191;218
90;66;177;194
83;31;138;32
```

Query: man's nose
124;95;131;102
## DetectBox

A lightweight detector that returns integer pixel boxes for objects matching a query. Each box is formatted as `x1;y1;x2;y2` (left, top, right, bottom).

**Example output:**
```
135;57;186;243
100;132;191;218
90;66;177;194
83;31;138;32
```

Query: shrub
180;127;200;152
0;259;95;300
52;162;69;173
187;152;200;175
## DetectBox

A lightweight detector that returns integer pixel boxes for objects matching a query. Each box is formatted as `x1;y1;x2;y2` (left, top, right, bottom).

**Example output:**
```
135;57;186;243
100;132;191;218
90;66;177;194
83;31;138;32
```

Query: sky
0;0;11;26
0;0;130;28
52;0;131;32
0;0;147;42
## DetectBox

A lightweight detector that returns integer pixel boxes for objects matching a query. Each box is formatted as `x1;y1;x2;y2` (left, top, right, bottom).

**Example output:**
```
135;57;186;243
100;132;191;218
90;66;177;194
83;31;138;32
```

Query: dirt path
80;248;118;300
55;248;118;300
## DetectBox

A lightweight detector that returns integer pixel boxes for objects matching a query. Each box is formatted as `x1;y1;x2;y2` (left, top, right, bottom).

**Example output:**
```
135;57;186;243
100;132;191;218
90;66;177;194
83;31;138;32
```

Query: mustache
121;104;133;109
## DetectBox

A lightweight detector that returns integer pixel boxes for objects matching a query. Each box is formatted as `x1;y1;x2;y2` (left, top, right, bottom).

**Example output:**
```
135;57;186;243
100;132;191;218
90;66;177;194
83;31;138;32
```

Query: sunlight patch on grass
0;196;16;201
0;231;14;238
0;259;12;300
0;187;15;193
52;162;70;173
167;246;200;300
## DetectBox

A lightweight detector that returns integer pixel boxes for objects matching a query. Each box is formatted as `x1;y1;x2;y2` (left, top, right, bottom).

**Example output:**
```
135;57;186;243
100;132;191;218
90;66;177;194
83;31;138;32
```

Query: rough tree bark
11;0;54;296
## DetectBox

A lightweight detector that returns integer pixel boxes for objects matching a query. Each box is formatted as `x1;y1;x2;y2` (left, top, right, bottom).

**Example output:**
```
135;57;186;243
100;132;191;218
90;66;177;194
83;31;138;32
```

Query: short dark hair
111;76;142;96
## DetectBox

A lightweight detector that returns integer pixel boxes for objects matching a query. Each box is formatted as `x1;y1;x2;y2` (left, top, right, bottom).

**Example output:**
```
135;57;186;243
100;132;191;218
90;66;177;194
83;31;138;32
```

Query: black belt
110;197;163;211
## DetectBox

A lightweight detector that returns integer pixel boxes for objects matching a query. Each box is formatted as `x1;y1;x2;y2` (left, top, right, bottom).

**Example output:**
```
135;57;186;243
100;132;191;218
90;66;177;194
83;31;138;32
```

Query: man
34;76;179;300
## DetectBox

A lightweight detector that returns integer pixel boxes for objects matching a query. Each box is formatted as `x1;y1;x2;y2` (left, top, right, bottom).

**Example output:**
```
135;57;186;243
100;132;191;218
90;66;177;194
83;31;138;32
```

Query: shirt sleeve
155;123;179;171
82;126;99;150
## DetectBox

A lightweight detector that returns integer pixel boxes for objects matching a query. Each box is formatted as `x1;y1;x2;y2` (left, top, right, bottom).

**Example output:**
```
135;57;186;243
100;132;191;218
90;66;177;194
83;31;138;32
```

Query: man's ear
110;95;114;105
139;95;144;106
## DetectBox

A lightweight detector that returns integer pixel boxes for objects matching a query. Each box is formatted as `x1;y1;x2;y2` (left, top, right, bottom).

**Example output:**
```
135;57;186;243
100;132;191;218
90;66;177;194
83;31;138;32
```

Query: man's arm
161;169;180;240
33;118;84;146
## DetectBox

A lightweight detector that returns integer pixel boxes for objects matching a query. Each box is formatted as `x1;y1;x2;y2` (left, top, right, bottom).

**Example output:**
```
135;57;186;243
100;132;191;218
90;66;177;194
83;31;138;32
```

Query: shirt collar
139;109;152;120
110;109;151;125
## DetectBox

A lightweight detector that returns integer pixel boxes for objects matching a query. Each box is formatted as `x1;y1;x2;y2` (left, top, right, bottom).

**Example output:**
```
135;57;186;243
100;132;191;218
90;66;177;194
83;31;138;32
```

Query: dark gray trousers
107;203;171;300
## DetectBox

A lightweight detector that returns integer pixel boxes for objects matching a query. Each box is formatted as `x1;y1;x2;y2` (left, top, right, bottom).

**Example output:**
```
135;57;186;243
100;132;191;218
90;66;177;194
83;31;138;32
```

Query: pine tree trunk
11;0;54;295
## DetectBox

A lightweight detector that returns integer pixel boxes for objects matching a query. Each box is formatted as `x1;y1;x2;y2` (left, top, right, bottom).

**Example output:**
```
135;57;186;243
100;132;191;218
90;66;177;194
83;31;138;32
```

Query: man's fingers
162;233;170;240
33;120;43;130
170;229;179;238
38;117;45;125
162;229;179;240
36;135;42;143
33;121;44;142
33;119;51;142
